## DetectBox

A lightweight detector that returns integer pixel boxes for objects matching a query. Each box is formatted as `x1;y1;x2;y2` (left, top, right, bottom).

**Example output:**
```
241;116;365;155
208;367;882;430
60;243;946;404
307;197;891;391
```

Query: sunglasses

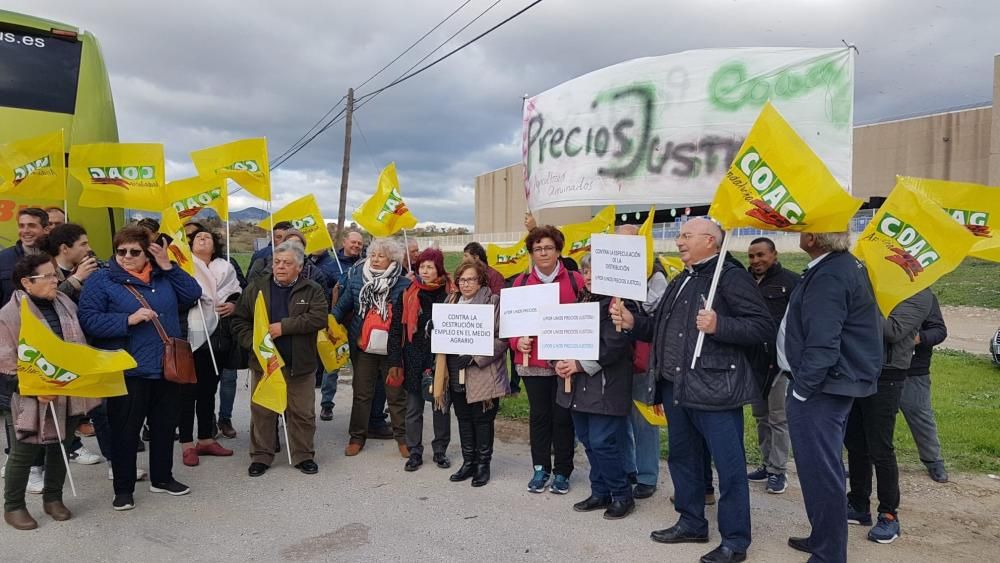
115;248;144;257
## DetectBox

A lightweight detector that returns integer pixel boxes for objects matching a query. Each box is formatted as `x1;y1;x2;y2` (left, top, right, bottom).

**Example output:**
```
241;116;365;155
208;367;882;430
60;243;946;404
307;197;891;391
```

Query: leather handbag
124;285;196;384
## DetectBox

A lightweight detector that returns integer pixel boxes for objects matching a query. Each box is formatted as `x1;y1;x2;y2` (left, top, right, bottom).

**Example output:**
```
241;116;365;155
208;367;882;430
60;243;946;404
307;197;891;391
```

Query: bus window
0;24;82;114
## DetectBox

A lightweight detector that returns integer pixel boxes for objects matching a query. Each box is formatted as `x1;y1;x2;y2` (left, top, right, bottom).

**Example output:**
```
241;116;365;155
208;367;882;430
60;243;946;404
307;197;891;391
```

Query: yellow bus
0;9;124;255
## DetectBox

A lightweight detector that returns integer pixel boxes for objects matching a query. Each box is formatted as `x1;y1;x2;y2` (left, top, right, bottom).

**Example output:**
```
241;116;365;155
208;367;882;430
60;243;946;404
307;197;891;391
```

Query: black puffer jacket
388;284;449;394
632;254;775;411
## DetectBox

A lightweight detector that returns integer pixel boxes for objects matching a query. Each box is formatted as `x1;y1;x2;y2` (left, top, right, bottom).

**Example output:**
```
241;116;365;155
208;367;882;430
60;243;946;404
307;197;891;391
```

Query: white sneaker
71;446;103;465
27;466;44;494
107;466;148;481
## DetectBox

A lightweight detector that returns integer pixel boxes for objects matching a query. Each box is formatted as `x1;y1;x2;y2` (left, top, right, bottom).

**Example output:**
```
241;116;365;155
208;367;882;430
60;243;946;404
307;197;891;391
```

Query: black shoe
112;493;135;511
700;545;747;563
450;463;475;482
573;495;611;512
404;454;423;472
369;426;394;440
627;472;638;485
787;536;812;554
633;483;657;499
433;453;451;469
603;497;635;520
149;479;190;496
248;462;269;477
472;463;491;487
471;421;493;487
295;460;319;475
320;406;333;421
650;524;710;544
928;464;949;483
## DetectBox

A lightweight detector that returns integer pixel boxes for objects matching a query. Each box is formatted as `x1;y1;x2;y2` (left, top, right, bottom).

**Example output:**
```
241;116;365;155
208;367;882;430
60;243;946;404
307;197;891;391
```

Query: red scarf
402;276;449;342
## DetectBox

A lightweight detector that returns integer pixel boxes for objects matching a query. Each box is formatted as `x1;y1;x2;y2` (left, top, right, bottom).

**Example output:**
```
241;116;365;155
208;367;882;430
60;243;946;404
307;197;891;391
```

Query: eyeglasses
116;248;144;257
532;245;557;254
458;278;479;285
675;233;712;241
26;272;58;280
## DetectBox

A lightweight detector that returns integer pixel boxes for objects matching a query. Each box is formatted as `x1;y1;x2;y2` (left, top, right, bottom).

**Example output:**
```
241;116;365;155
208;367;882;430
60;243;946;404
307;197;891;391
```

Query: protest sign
537;303;600;361
431;304;496;356
590;234;647;301
498;283;560;338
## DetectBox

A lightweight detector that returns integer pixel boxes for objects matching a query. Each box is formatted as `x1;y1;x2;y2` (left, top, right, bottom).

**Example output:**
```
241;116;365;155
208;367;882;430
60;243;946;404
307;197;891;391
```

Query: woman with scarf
0;255;101;530
177;227;241;467
332;238;410;458
439;259;509;487
510;225;585;495
389;248;452;472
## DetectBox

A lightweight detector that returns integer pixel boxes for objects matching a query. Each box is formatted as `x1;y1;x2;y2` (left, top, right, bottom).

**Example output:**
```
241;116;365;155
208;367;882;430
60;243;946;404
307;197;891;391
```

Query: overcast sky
6;0;999;226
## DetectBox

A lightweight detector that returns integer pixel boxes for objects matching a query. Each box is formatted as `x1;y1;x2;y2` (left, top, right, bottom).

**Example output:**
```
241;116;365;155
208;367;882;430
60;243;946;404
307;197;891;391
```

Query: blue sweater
78;260;202;379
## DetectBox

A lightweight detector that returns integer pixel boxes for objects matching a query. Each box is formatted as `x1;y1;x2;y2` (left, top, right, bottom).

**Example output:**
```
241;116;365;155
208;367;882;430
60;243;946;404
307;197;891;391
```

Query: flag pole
197;302;219;376
280;413;293;465
690;233;732;369
402;229;413;272
48;402;77;498
267;201;275;249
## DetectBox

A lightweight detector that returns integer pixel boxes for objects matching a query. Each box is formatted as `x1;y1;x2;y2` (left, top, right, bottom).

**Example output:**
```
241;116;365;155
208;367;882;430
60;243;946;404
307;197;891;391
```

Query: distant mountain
230;207;270;222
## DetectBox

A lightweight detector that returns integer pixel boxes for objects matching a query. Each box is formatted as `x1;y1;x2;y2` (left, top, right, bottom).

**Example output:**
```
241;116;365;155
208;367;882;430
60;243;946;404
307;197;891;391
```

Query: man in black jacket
614;218;774;563
745;237;799;495
0;208;49;306
782;232;882;563
898;292;948;483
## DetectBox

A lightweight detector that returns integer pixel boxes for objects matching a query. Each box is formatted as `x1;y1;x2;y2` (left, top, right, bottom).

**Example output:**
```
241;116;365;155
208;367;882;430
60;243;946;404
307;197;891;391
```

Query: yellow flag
165;175;229;222
658;256;685;280
638;206;656;276
259;194;333;255
0;130;67;201
352;162;418;237
633;400;667;426
252;292;287;413
158;207;196;276
487;236;530;280
898;176;1000;263
191;138;271;201
70;143;166;212
317;314;350;372
854;181;978;316
561;205;616;263
709;102;862;232
17;298;131;398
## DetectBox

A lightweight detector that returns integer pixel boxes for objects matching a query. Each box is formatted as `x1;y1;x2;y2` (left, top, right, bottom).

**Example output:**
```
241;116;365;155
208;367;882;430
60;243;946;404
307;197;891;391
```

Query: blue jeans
321;370;339;408
662;382;750;553
572;411;630;500
218;368;238;421
621;402;661;487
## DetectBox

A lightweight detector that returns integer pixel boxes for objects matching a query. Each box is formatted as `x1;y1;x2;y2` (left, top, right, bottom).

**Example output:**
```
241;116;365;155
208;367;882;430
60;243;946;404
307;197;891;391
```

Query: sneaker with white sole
26;466;44;494
112;493;135;511
766;473;787;494
70;446;103;465
868;513;901;544
108;466;148;481
149;479;190;496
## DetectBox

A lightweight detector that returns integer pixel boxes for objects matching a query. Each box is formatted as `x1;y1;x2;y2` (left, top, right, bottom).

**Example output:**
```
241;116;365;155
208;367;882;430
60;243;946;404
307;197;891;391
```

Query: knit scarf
358;260;401;320
402;276;446;343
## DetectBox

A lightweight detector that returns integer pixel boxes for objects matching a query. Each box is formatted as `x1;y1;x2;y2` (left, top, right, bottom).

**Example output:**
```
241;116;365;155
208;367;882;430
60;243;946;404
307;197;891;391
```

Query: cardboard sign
431;304;496;356
498;283;560;338
537;303;600;361
590;234;648;301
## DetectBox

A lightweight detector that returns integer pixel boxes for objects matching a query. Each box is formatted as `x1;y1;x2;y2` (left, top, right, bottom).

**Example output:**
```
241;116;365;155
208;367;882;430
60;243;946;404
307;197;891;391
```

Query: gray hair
368;238;403;265
579;253;592;270
812;232;851;253
274;240;305;266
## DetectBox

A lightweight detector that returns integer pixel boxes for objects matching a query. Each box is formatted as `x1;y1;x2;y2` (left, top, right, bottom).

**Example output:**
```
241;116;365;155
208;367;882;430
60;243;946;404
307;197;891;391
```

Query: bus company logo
172;188;223;219
496;247;527;265
734;147;806;229
225;160;261;174
945;208;992;238
13;155;54;185
376;188;410;223
875;212;940;281
88;166;156;188
17;339;79;386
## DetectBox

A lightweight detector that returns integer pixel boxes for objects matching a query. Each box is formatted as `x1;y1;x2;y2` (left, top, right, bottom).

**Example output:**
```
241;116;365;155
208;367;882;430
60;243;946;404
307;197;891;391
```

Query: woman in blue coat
78;226;201;512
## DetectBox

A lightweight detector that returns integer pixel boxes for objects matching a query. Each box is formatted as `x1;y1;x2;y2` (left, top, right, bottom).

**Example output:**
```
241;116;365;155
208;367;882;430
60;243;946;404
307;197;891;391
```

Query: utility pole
335;87;354;247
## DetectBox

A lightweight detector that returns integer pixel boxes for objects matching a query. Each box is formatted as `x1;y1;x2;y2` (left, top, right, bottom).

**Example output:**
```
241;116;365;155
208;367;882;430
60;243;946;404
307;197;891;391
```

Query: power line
268;96;345;166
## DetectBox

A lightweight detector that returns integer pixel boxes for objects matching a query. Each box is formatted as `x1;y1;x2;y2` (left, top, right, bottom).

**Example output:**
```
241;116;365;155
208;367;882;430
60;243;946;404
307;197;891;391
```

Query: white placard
590;233;648;301
498;283;560;338
430;304;496;356
537;303;601;361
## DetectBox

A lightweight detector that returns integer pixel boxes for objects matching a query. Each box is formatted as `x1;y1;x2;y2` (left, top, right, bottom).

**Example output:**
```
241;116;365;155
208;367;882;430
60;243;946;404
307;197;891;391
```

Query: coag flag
159;207;196;276
17;298;131;398
251;292;287;413
854;181;978;316
317;314;350;372
352;162;418;237
165;175;229;222
658;256;684;280
259;194;333;255
0;130;67;201
71;143;166;211
488;236;530;280
191;138;271;201
633;400;667;426
561;205;616;263
899;176;1000;262
709;102;862;232
638;206;656;276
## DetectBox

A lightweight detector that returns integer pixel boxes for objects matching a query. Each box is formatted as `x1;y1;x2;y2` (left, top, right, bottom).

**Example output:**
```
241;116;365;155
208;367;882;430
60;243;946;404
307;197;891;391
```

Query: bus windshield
0;24;82;114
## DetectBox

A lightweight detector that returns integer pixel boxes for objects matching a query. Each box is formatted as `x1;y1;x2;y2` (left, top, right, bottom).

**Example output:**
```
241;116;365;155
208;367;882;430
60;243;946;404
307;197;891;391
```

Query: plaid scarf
358;260;401;320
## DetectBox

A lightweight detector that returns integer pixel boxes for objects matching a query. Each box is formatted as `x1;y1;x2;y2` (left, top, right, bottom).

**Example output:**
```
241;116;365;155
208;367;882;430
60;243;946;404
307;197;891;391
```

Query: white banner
590;234;648;300
522;47;854;210
431;304;496;356
537;303;601;361
498;283;560;338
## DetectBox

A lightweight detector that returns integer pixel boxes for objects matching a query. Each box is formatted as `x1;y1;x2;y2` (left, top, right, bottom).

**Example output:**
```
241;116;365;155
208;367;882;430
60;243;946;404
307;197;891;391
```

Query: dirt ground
940;306;1000;355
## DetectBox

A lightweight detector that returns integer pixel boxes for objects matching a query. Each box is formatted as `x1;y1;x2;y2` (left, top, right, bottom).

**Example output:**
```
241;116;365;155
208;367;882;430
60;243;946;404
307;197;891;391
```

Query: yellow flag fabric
0;130;67;201
317;315;350;372
633;400;667;426
352;162;418;237
259;194;333;255
898;176;1000;263
17;298;131;398
165;175;229;222
658;256;685;280
191;138;271;201
854;181;978;316
638;206;656;277
487;236;530;280
709;102;862;232
561;205;616;263
251;292;287;413
158;207;196;276
71;143;166;212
